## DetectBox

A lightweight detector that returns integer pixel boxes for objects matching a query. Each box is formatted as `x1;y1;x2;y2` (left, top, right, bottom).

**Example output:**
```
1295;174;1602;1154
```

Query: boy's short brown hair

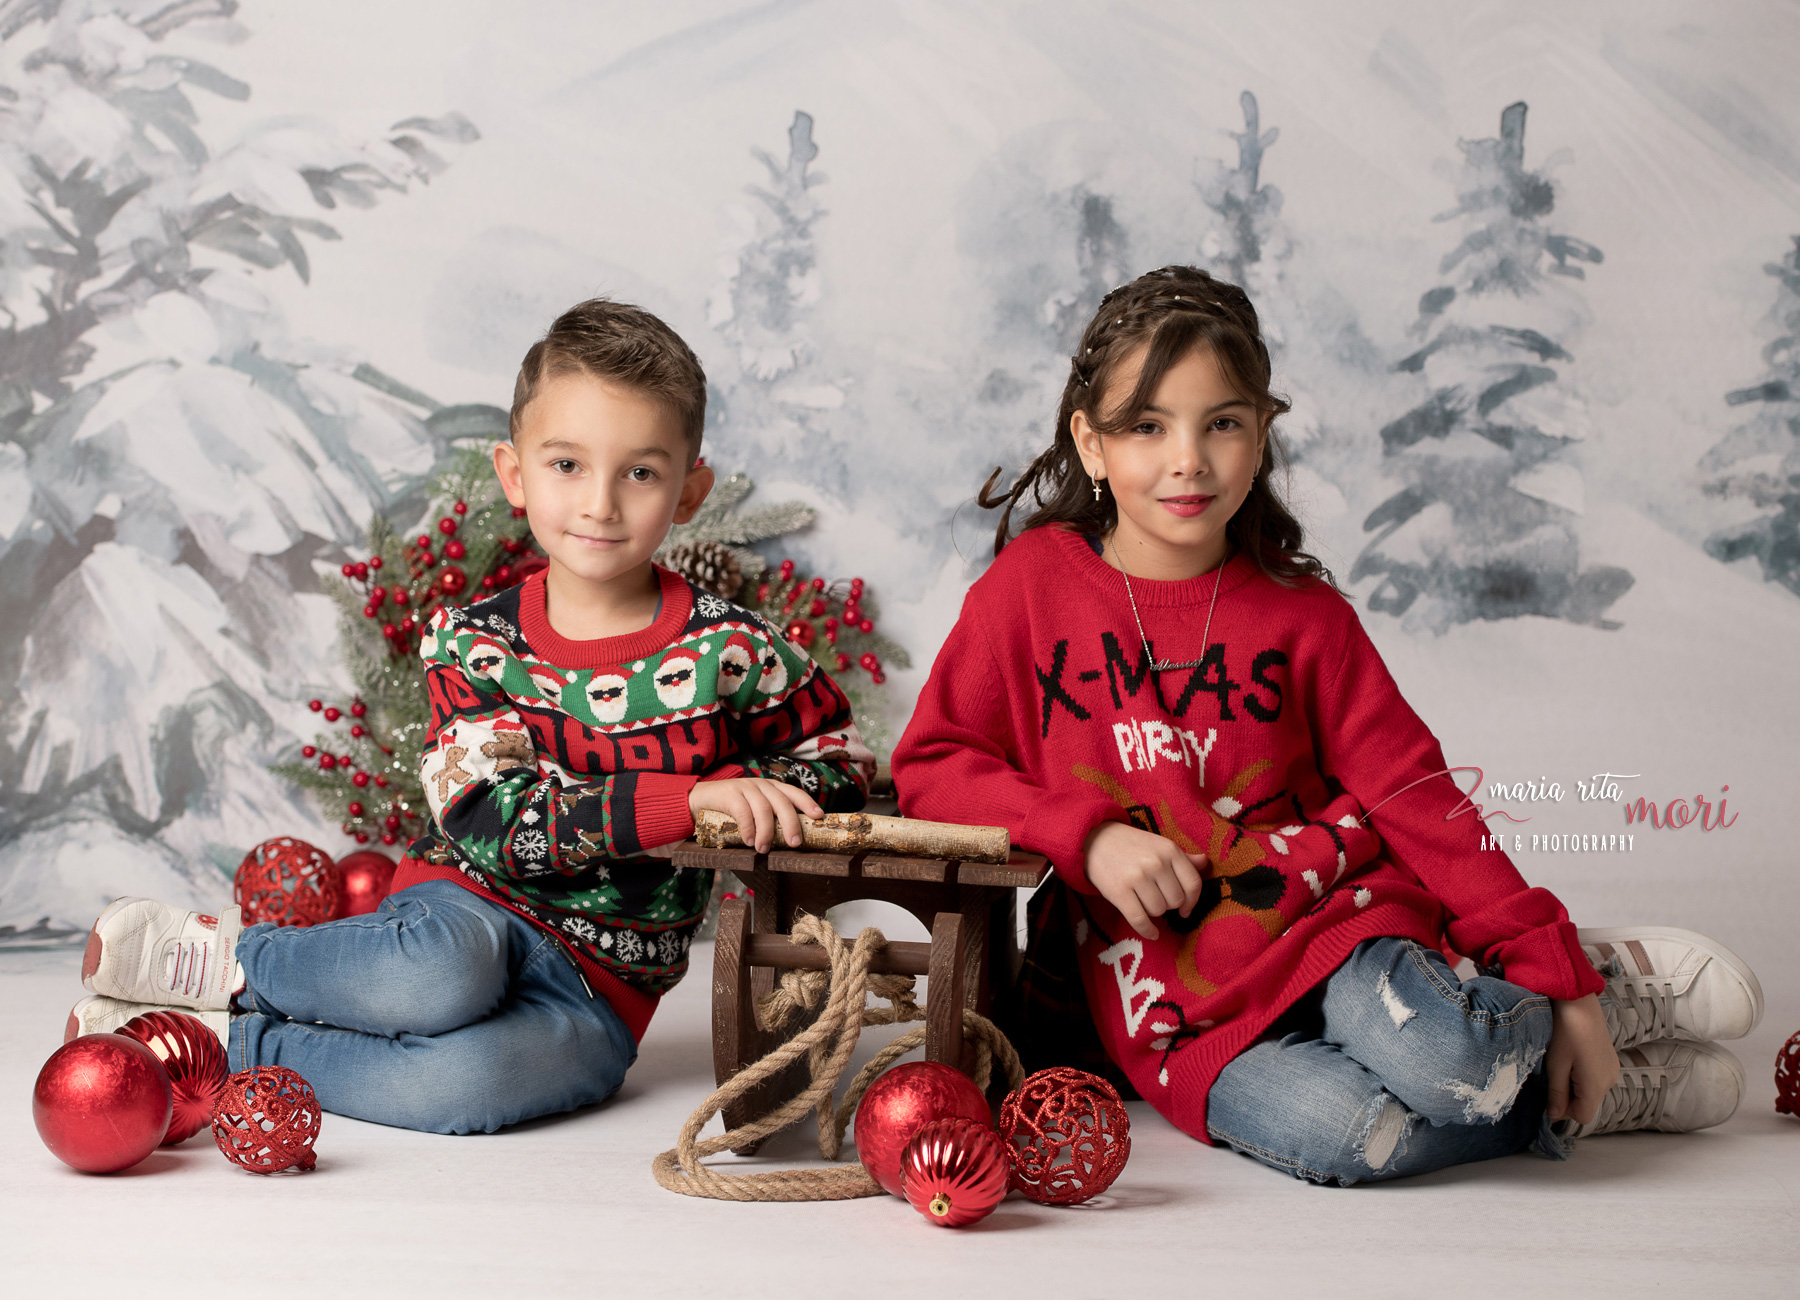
510;298;707;456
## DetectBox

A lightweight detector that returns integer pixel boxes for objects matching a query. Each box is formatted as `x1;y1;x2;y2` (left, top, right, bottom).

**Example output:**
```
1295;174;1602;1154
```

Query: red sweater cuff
1490;920;1605;1001
1026;790;1125;894
632;773;701;851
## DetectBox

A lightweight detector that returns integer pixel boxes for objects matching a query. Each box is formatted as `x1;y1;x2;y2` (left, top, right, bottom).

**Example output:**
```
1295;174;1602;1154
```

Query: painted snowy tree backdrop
1350;102;1632;631
0;2;1794;957
1698;235;1800;595
0;0;476;938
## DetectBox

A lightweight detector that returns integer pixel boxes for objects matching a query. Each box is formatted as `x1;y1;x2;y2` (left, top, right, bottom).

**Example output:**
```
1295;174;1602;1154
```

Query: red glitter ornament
997;1067;1130;1205
437;564;468;596
854;1061;991;1197
211;1067;321;1174
234;838;340;927
901;1117;1010;1228
1777;1030;1800;1116
336;850;396;916
33;1034;172;1173
785;618;815;648
115;1011;229;1146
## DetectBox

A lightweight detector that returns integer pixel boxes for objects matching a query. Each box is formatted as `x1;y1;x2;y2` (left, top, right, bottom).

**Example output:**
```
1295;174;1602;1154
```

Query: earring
1091;474;1103;502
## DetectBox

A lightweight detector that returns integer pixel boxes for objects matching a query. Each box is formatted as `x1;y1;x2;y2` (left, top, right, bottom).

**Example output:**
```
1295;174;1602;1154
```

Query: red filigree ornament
33;1035;172;1173
115;1011;229;1146
901;1117;1011;1228
212;1067;321;1174
854;1061;991;1196
234;837;339;927
1777;1030;1800;1116
997;1067;1131;1205
335;850;397;917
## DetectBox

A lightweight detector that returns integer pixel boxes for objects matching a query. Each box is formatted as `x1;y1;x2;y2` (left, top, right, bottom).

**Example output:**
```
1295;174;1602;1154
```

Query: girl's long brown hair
979;264;1335;589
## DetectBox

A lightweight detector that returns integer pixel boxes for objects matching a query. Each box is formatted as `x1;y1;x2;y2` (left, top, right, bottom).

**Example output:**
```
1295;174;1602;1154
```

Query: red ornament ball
859;618;874;633
859;652;879;671
444;539;466;560
352;771;370;788
416;533;431;548
211;1067;321;1174
336;850;396;916
438;516;457;535
301;745;316;758
785;618;815;648
308;699;322;712
318;753;336;770
901;1117;1011;1228
997;1067;1131;1205
323;706;340;722
33;1034;173;1173
115;1011;228;1146
438;564;468;596
835;652;851;671
234;838;340;927
350;701;367;718
453;500;467;515
368;555;382;570
1777;1030;1800;1116
854;1061;991;1197
340;562;355;577
778;558;795;579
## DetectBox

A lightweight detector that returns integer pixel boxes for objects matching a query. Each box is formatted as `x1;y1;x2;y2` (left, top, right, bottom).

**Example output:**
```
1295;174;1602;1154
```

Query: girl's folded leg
236;879;509;1038
1206;1031;1548;1185
1320;935;1557;1135
230;919;636;1134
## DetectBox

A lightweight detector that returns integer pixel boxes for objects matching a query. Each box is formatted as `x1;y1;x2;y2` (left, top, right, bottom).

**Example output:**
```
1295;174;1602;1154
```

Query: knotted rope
651;913;1024;1201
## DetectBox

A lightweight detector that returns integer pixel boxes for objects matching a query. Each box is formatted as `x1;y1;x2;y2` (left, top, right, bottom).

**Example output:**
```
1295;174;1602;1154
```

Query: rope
651;914;1024;1201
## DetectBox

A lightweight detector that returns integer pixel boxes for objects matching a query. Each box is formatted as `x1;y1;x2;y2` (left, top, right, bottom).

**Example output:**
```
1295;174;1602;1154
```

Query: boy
71;299;876;1133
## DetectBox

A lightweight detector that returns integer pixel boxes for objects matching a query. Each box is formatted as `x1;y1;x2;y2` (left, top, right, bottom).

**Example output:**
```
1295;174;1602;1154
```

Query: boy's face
494;372;712;593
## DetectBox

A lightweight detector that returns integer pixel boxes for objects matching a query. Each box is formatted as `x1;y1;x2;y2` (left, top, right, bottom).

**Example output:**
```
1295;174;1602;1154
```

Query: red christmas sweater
892;525;1602;1140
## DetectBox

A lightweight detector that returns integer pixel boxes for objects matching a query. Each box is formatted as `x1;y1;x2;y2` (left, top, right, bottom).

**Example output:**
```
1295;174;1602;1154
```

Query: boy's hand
1545;993;1619;1126
690;779;824;852
1083;821;1208;940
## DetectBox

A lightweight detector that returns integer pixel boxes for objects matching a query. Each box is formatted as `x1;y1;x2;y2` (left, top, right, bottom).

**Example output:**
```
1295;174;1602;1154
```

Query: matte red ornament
115;1011;228;1146
901;1117;1010;1228
323;706;340;722
368;555;382;570
854;1061;991;1196
211;1067;321;1174
33;1035;173;1173
444;539;466;560
1777;1030;1800;1116
336;850;397;917
437;516;457;535
234;837;340;927
997;1067;1131;1205
453;500;467;515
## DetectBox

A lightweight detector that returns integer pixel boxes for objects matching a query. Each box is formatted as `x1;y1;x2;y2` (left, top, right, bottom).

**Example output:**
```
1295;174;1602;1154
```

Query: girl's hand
1545;993;1619;1126
1083;821;1208;940
690;779;824;852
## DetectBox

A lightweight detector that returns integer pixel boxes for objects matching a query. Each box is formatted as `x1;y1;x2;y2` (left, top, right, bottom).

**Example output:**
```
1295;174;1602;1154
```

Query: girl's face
1072;343;1267;581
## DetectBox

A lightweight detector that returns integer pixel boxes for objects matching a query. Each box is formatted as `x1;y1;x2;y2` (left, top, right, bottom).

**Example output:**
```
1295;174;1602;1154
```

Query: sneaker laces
1590;1061;1670;1135
1608;977;1677;1048
160;939;212;1000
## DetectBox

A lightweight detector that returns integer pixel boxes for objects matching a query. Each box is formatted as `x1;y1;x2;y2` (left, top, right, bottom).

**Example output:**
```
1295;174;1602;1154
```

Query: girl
891;265;1761;1183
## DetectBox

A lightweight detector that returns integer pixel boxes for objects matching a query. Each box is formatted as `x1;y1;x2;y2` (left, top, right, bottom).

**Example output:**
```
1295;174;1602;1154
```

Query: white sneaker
65;995;229;1048
1580;926;1763;1048
82;898;244;1012
1561;1039;1746;1139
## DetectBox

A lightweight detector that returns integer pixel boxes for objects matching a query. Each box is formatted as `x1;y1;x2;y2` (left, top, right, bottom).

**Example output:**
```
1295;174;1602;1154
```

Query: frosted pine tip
929;1194;952;1218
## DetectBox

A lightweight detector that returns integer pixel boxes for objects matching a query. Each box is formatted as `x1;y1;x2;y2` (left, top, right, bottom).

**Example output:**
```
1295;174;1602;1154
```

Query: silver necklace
1111;535;1225;672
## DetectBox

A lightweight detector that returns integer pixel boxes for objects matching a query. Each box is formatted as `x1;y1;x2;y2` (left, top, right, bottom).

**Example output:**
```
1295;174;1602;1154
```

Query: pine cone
662;540;744;600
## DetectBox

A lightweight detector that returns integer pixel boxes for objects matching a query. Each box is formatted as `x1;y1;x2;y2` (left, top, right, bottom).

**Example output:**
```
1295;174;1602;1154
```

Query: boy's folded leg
230;924;637;1134
1579;926;1764;1048
237;879;510;1038
1207;1032;1546;1186
1319;936;1554;1129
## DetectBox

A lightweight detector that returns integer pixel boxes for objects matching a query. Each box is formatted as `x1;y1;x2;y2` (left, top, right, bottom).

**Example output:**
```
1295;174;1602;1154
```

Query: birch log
692;809;1010;864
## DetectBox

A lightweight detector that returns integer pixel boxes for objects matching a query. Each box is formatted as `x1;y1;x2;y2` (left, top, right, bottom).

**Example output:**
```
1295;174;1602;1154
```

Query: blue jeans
1206;937;1566;1185
229;879;637;1134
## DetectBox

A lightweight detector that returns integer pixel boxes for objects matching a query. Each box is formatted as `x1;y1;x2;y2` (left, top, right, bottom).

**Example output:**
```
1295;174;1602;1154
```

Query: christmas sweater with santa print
891;525;1602;1141
397;564;876;1041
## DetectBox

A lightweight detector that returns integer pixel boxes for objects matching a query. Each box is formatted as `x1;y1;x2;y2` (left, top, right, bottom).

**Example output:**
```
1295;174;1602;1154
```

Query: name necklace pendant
1112;535;1225;672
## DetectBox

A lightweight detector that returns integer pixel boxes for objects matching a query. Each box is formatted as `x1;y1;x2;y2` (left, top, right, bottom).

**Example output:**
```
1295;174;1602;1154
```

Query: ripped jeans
1206;936;1564;1185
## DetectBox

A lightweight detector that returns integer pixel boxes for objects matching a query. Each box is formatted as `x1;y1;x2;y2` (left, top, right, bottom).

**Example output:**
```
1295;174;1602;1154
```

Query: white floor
4;943;1797;1300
